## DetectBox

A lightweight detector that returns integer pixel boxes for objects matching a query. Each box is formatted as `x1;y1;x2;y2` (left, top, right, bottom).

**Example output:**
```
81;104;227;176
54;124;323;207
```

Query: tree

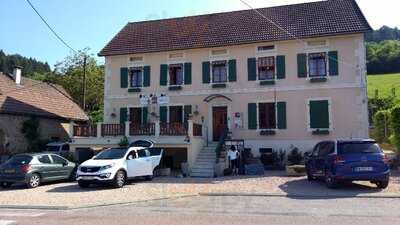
0;49;51;76
367;40;400;74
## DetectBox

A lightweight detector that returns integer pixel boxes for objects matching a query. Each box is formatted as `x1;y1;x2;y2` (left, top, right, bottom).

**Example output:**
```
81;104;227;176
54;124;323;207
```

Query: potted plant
285;146;306;176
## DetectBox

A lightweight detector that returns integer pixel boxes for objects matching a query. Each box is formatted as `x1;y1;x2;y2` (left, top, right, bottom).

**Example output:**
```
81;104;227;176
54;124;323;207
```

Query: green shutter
328;51;338;76
202;61;210;83
228;59;237;82
119;107;127;124
143;66;151;87
277;102;287;129
120;67;128;88
297;53;307;78
160;64;168;86
184;62;192;85
276;55;286;79
159;106;167;123
248;103;257;130
142;107;148;124
247;58;257;81
309;100;330;129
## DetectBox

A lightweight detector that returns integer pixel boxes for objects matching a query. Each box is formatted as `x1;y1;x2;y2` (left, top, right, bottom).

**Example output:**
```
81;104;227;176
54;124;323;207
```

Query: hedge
373;110;392;143
391;106;400;151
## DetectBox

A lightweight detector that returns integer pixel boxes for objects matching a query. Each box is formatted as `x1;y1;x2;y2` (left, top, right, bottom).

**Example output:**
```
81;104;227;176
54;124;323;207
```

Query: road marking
0;212;45;217
0;220;15;225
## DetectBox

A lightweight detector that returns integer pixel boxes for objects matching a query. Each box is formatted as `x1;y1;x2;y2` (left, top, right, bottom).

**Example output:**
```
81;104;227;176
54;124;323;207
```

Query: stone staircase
190;143;218;178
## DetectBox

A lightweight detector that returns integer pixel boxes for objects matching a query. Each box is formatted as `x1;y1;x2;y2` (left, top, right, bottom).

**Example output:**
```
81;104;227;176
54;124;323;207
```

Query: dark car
0;153;76;188
305;139;390;189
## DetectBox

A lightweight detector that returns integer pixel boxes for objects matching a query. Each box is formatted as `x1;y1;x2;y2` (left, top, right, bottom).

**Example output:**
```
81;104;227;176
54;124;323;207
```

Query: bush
373;110;392;142
118;136;129;147
287;147;303;165
391;105;400;151
21;117;49;152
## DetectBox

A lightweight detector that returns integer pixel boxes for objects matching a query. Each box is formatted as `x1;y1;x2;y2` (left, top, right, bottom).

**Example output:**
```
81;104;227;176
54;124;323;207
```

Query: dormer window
129;67;143;87
257;45;275;52
169;64;184;86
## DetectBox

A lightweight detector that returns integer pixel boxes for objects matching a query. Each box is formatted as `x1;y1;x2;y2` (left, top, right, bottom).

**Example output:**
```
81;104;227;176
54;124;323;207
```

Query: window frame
307;98;332;132
255;100;278;131
167;63;184;86
308;52;327;78
37;154;52;164
50;154;67;165
128;66;144;88
257;56;276;81
211;60;228;84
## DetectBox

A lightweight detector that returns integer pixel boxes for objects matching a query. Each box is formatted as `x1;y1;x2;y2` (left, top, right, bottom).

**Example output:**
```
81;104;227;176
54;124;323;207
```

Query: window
309;100;330;130
169;53;184;59
38;155;51;164
338;142;381;154
257;45;275;52
169;64;184;86
136;149;147;158
129;56;143;62
51;155;67;164
212;60;227;83
258;103;276;129
129;107;143;124
317;142;334;157
169;106;183;123
258;57;275;80
129;67;143;87
308;53;327;77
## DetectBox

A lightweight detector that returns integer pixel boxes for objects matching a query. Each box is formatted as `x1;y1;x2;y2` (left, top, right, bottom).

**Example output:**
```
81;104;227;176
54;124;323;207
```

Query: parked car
0;153;76;188
45;142;70;157
305;139;390;189
76;140;163;188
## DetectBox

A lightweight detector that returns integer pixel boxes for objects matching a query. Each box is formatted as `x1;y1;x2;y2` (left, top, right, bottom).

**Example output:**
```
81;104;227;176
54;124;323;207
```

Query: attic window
307;40;327;47
169;53;184;59
211;49;228;56
257;45;275;52
129;56;143;62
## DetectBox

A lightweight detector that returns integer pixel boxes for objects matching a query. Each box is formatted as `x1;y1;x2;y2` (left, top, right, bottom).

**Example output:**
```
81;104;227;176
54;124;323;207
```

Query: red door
212;106;228;141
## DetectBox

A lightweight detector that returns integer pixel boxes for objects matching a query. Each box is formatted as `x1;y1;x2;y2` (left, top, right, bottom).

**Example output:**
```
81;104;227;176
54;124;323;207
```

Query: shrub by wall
391;106;400;151
373;110;392;143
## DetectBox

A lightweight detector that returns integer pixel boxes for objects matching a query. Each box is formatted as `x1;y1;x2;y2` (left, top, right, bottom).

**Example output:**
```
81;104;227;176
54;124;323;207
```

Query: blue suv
305;139;390;189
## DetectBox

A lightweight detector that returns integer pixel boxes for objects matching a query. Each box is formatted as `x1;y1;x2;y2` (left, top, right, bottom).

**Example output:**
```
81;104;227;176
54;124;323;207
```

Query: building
71;0;371;177
0;67;88;154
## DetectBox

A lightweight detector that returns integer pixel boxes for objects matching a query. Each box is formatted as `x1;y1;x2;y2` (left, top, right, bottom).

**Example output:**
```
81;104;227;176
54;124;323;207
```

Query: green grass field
367;73;400;102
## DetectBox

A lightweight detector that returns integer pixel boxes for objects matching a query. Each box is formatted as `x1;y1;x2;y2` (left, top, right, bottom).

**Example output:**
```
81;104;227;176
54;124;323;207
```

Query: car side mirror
62;162;68;167
304;152;311;158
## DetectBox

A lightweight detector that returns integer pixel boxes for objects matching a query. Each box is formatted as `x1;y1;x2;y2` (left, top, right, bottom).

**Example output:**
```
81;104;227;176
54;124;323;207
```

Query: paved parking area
0;170;399;208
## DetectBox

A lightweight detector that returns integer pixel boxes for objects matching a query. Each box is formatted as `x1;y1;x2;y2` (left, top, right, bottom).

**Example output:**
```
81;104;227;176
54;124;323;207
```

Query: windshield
94;148;128;160
46;146;59;152
7;155;33;165
338;142;382;154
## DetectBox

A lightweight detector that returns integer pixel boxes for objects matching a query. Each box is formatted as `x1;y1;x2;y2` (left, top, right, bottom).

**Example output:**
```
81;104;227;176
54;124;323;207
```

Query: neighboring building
71;0;371;177
0;67;88;154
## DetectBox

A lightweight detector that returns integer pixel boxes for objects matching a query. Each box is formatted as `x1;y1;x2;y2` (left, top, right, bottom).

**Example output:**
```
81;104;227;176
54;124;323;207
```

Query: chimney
13;66;22;85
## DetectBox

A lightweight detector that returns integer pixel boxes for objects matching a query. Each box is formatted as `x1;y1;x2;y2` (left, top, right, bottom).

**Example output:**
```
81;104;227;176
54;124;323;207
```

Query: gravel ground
0;170;399;208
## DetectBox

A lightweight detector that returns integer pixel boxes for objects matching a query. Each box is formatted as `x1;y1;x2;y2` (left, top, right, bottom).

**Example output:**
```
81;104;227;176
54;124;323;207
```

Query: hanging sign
139;95;149;106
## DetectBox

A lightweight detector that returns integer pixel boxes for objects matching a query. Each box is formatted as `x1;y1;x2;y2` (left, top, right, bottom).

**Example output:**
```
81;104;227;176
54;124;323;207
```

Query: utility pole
82;55;87;111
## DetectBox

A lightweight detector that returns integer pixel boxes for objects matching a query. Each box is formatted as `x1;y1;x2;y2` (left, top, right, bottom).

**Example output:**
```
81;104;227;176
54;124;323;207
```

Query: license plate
79;176;94;180
354;167;373;172
4;169;15;174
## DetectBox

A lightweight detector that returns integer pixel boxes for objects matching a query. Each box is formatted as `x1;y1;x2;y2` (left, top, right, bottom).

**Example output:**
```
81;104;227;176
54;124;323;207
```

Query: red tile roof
0;73;88;121
99;0;371;56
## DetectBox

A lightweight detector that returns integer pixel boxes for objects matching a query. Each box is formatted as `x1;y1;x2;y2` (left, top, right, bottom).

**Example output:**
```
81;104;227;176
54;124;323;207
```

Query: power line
25;0;77;54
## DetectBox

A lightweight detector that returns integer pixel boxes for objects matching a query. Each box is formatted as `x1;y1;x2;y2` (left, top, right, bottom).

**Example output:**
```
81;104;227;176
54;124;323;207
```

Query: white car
76;140;163;188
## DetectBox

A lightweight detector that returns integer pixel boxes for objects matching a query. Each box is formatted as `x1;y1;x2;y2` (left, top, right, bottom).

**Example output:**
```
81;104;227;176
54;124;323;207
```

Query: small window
211;49;228;56
51;155;67;164
308;53;327;77
258;57;275;80
169;53;184;59
129;67;143;87
258;102;276;129
212;60;227;83
169;64;184;86
129;56;143;62
137;149;147;158
307;40;327;47
38;155;51;164
257;45;275;52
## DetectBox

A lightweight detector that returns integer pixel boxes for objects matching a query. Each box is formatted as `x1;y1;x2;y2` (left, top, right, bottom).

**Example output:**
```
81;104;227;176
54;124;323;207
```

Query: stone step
191;168;214;173
192;165;214;170
190;173;214;178
193;162;215;166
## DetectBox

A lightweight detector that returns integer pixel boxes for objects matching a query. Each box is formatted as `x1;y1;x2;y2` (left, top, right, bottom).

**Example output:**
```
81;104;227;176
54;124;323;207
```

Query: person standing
228;145;239;175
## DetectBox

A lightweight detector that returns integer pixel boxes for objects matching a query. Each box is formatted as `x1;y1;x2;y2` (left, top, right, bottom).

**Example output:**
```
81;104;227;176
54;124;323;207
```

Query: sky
0;0;399;68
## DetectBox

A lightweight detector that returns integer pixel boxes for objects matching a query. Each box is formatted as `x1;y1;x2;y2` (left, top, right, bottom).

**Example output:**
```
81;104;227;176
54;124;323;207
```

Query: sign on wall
158;94;169;105
139;95;149;106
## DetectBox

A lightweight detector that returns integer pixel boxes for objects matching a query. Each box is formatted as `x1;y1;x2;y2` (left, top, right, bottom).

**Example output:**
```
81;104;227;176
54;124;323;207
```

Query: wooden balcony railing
129;123;155;136
101;123;125;137
193;123;203;136
160;122;187;136
73;124;97;137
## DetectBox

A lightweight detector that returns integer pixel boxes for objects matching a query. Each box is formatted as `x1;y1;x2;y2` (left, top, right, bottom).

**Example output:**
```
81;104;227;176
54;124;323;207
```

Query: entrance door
212;106;228;141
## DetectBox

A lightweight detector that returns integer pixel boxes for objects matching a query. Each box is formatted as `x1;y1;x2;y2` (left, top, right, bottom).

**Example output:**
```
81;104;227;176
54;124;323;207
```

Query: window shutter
309;100;330;129
159;106;168;123
202;61;210;83
120;67;128;88
228;59;237;82
277;102;287;129
160;64;168;86
248;103;257;130
142;107;148;124
276;55;286;79
184;62;192;85
119;107;127;124
143;66;151;87
328;51;338;76
247;58;257;81
297;53;307;78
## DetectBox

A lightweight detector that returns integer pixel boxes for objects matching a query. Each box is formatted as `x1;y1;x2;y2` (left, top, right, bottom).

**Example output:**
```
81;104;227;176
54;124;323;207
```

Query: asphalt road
2;195;400;225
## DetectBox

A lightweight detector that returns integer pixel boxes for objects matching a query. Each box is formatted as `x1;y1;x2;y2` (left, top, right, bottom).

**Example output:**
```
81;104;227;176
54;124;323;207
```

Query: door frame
208;103;231;142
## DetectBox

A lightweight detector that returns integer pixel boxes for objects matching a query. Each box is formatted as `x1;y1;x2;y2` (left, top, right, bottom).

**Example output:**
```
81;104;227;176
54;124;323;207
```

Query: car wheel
113;170;126;188
306;168;315;181
69;168;77;181
78;180;90;188
27;173;41;188
0;182;12;188
325;173;337;189
376;180;389;189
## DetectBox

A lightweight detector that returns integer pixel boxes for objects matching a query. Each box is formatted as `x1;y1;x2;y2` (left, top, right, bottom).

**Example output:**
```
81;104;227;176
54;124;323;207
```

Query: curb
199;192;400;199
0;205;68;210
